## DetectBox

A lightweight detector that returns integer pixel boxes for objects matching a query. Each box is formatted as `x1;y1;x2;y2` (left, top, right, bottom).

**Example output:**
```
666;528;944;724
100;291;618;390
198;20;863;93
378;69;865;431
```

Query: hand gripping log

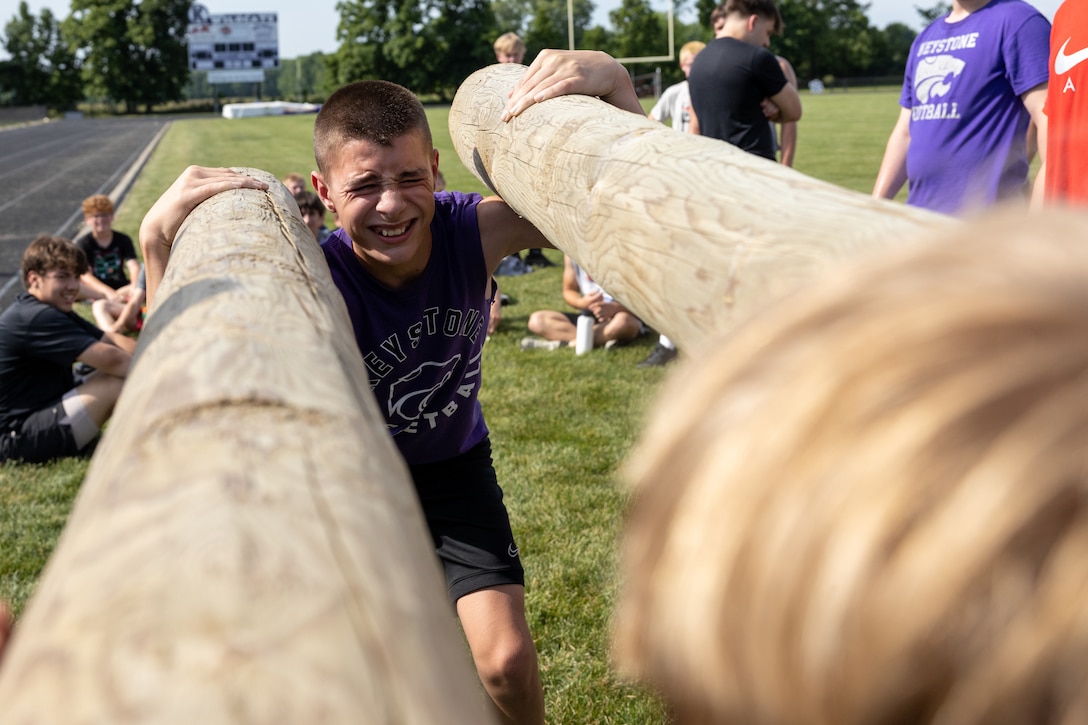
449;63;952;354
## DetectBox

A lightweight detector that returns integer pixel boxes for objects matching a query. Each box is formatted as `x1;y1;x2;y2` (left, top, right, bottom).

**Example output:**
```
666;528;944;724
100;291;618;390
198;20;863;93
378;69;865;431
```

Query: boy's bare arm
140;166;268;305
78;340;132;377
476;197;553;277
79;272;116;301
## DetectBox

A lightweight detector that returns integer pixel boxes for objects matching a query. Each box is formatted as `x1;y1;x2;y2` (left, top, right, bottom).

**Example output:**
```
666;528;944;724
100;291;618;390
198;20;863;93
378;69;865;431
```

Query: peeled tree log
450;63;954;355
0;169;492;724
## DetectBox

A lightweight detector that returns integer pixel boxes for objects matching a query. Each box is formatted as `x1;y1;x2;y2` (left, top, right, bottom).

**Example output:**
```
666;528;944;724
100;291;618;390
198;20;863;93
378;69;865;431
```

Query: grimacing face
312;130;440;288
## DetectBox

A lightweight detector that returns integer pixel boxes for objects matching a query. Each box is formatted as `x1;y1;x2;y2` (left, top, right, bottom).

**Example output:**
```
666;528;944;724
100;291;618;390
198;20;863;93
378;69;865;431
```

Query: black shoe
73;362;96;377
637;344;678;368
495;254;533;276
524;250;555;268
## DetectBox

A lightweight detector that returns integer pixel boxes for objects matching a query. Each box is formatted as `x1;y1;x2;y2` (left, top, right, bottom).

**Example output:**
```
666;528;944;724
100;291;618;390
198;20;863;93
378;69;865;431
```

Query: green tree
422;0;497;96
523;0;594;58
775;0;877;81
870;21;915;77
331;0;495;99
916;1;951;24
694;0;717;28
610;0;666;77
492;0;532;36
279;53;328;102
0;2;81;109
65;0;190;113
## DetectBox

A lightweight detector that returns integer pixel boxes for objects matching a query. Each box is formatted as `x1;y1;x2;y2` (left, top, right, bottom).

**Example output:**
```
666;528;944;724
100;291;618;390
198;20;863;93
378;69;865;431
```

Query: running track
0;117;169;309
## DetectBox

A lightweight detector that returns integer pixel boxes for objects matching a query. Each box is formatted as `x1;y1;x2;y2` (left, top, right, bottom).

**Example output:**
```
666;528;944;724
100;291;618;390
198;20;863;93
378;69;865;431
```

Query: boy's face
85;210;113;236
313;130;440;286
495;49;525;64
27;267;80;312
679;52;696;77
300;207;325;238
746;14;775;48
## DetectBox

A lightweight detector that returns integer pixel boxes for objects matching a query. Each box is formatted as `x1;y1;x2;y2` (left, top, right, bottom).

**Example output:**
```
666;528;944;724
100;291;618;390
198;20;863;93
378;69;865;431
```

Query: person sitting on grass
282;172;307;196
293;190;332;243
74;194;140;302
0;236;136;464
522;255;642;351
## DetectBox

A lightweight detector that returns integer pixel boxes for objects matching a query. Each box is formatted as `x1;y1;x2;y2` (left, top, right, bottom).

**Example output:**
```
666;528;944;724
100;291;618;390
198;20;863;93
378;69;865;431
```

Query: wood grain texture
450;63;955;355
0;170;492;724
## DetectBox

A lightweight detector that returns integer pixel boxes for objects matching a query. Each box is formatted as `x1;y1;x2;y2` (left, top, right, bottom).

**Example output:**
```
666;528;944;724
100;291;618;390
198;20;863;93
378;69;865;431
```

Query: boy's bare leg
526;311;577;342
72;372;126;428
92;299;123;330
457;584;544;725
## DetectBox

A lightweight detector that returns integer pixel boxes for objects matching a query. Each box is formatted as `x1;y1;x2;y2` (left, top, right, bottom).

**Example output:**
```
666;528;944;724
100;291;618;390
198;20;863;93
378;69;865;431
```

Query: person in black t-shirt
74;194;140;300
0;236;136;464
688;0;802;160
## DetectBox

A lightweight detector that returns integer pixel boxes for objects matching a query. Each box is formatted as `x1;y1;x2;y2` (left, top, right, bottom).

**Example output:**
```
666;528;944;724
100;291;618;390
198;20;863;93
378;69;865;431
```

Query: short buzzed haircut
313;80;432;174
21;235;88;288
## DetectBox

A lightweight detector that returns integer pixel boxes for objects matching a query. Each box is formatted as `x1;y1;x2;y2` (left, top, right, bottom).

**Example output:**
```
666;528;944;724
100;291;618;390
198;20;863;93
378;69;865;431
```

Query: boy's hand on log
502;50;644;121
139;166;268;306
139;166;268;252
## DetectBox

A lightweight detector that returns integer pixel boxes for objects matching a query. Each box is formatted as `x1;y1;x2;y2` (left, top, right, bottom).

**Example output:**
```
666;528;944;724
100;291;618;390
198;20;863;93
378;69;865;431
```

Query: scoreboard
187;3;279;78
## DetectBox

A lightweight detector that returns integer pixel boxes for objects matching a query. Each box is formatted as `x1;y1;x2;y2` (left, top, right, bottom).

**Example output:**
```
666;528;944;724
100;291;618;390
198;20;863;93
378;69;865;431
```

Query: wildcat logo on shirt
911;40;972;122
362;305;486;437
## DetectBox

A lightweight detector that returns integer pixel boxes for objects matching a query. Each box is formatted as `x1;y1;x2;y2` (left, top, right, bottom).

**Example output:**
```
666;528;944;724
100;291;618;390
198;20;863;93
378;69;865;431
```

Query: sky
5;0;1067;60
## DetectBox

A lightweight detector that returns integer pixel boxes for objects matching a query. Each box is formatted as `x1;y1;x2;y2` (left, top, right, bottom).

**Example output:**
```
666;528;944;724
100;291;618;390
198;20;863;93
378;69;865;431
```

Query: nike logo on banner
1055;38;1088;75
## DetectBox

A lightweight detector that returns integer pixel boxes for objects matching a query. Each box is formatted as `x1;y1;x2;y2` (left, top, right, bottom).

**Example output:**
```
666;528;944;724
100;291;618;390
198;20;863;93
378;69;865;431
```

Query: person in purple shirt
140;50;646;725
872;0;1051;215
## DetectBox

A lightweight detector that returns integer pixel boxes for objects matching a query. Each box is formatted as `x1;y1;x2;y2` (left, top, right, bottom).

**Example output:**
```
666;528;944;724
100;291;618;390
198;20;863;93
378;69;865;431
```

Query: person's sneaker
521;337;564;351
73;362;96;377
496;254;533;276
637;343;679;367
524;250;555;268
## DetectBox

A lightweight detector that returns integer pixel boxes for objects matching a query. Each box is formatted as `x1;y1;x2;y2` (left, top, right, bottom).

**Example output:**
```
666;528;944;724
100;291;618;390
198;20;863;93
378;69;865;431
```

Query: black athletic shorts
0;399;82;464
409;437;525;603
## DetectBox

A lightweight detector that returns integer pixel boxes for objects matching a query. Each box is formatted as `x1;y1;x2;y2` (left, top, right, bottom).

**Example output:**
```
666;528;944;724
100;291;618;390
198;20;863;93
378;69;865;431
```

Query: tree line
1;0;948;113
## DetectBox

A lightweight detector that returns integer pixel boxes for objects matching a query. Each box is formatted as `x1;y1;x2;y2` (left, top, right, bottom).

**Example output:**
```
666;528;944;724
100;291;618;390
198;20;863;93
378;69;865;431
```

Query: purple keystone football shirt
900;0;1050;214
322;191;493;465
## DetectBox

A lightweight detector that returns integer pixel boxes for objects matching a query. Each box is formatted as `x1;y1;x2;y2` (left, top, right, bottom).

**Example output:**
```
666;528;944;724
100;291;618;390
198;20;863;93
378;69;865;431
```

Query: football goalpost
567;0;676;65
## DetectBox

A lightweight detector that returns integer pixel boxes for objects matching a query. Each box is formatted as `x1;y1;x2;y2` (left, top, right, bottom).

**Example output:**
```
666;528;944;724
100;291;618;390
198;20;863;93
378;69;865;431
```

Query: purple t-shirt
321;191;493;465
900;0;1050;214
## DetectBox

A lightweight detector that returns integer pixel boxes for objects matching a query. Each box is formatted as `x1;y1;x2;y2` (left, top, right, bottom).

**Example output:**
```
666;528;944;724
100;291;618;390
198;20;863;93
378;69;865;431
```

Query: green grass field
1;89;906;722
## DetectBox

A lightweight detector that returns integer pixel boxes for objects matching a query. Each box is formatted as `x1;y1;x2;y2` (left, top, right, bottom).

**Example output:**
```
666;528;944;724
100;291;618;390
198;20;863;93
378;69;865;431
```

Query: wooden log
0;169;492;724
450;63;955;354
